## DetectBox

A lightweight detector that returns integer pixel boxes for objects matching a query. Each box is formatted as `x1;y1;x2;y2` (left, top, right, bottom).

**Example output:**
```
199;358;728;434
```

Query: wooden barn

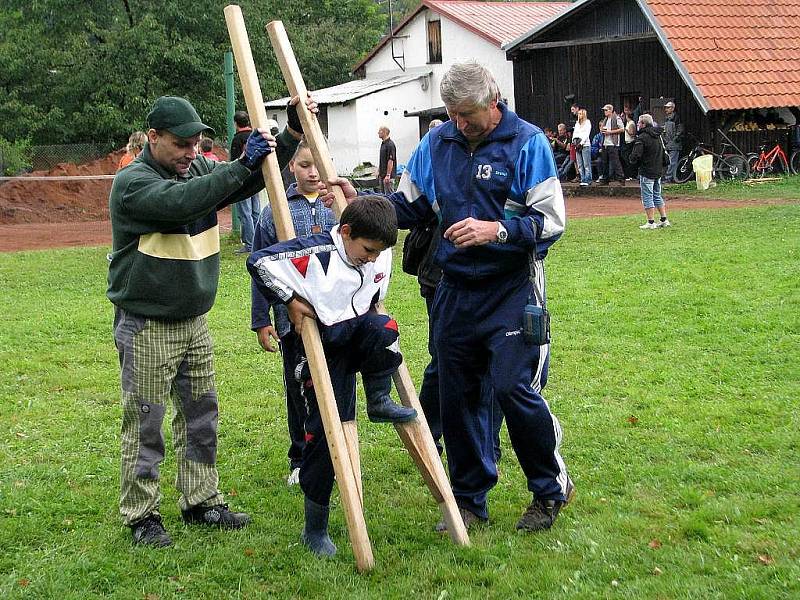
504;0;800;155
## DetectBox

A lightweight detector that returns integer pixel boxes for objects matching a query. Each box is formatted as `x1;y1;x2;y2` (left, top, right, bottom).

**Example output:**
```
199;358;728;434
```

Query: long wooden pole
223;5;374;573
266;20;469;548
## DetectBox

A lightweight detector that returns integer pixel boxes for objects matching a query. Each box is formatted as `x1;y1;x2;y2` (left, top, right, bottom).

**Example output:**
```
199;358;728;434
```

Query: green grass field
667;173;800;200
1;203;798;599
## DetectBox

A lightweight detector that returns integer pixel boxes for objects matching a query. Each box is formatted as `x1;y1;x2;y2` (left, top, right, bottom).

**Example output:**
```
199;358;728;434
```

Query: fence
27;143;118;171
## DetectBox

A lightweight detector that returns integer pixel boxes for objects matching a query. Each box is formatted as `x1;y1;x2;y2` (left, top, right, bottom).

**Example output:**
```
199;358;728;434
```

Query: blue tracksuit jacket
391;102;565;282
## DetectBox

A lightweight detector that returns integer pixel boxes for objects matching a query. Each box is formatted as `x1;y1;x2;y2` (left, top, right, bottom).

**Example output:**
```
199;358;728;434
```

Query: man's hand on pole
239;128;277;170
287;297;317;334
319;177;357;208
287;92;318;138
256;325;280;352
444;217;500;248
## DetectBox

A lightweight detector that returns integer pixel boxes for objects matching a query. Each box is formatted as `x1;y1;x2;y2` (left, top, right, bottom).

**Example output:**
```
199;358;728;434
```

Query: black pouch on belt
523;249;551;346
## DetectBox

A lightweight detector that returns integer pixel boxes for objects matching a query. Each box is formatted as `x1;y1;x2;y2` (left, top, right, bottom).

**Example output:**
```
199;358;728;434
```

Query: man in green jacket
108;95;302;547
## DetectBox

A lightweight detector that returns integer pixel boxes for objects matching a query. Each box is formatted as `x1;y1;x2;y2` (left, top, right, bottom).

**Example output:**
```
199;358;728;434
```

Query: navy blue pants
279;330;307;471
432;270;569;519
299;312;402;506
419;289;504;460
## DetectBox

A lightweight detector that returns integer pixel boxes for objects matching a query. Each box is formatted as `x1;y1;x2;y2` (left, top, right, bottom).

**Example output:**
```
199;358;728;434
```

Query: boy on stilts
247;196;415;556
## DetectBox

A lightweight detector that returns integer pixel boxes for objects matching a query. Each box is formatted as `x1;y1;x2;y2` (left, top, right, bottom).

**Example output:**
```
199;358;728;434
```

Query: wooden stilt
342;421;363;505
224;6;374;573
265;20;470;549
390;361;470;545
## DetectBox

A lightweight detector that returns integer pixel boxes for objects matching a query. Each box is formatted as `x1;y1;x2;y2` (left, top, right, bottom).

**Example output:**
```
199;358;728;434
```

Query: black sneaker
181;503;250;529
516;478;575;532
435;507;487;533
131;514;172;547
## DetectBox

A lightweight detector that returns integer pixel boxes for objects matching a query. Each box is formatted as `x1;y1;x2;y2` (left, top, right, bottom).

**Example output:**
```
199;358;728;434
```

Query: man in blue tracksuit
324;62;573;532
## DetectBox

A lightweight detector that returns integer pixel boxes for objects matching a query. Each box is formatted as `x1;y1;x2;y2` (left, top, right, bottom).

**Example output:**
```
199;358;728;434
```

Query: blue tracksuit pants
299;312;402;506
419;288;505;460
432;270;569;519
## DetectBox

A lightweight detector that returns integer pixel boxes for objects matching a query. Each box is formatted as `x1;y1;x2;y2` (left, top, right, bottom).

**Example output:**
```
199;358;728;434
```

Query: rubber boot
362;373;417;423
300;496;337;557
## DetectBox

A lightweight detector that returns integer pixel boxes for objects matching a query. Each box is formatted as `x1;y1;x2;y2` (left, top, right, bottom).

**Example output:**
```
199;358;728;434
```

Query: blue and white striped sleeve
501;131;566;255
247;236;329;307
390;134;438;229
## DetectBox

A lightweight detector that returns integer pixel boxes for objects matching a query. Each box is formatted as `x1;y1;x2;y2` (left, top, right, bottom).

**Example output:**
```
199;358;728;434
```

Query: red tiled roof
353;1;570;73
646;0;800;110
426;0;571;47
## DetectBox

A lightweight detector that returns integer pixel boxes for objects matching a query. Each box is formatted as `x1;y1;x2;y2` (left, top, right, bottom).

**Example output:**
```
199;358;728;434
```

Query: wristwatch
496;222;508;244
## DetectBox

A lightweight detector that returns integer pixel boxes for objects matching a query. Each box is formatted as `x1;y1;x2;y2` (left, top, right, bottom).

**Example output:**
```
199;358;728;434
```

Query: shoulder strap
528;236;546;307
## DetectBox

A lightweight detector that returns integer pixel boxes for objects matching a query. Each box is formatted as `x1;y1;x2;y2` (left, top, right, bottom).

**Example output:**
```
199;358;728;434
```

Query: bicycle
747;142;791;178
674;131;749;183
790;147;800;175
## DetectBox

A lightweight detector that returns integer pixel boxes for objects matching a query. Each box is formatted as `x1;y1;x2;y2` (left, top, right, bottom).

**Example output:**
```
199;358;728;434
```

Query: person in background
230;106;305;254
229;111;259;253
117;131;147;171
621;110;638;180
429;119;444;129
552;123;570;170
632;96;645;123
598;104;625;185
250;139;339;487
628;113;671;229
573;108;592;186
662;101;684;183
199;138;220;162
377;125;397;193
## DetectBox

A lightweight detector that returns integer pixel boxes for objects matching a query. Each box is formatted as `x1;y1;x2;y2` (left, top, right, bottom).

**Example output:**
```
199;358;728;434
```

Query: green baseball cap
146;96;215;138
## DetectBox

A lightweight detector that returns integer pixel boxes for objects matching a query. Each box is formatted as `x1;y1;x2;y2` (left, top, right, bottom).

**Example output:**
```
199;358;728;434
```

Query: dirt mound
0;144;229;224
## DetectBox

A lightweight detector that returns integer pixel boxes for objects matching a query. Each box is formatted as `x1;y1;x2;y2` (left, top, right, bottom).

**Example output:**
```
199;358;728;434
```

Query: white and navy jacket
246;224;392;327
391;103;566;282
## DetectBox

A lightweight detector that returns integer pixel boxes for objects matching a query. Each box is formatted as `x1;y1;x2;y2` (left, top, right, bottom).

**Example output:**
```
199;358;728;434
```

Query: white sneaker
579;182;589;186
657;219;671;228
286;467;300;486
639;222;657;230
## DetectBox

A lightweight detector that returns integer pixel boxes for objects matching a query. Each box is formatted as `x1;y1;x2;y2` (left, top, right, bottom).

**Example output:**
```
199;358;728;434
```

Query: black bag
402;216;438;276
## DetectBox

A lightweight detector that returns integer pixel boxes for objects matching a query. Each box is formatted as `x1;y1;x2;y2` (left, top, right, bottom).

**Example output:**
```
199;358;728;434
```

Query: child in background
247;196;416;557
250;139;339;487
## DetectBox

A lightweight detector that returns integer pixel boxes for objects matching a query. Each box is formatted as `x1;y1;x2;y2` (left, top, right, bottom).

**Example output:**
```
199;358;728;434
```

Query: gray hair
639;113;654;126
428;119;443;130
440;61;499;109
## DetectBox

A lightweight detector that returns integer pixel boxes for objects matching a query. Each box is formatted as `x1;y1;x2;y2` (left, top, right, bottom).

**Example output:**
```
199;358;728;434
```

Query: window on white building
427;20;442;64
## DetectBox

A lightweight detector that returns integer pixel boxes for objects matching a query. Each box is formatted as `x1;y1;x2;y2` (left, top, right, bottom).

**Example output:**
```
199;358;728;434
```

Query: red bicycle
747;142;791;178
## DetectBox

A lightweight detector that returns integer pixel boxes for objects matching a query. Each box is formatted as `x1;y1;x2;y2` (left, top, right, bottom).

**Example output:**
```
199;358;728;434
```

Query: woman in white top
573;109;593;185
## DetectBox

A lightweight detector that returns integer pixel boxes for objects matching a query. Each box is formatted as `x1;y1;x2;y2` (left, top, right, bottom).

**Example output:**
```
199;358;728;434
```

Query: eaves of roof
264;68;433;108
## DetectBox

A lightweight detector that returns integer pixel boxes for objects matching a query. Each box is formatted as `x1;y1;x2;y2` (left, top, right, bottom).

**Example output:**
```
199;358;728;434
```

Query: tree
0;0;385;146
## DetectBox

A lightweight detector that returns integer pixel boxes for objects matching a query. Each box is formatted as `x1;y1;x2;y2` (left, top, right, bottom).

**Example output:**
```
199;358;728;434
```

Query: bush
0;136;32;175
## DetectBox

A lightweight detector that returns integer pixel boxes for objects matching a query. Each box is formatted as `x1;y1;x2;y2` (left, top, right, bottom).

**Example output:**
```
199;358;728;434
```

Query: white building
265;1;570;175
